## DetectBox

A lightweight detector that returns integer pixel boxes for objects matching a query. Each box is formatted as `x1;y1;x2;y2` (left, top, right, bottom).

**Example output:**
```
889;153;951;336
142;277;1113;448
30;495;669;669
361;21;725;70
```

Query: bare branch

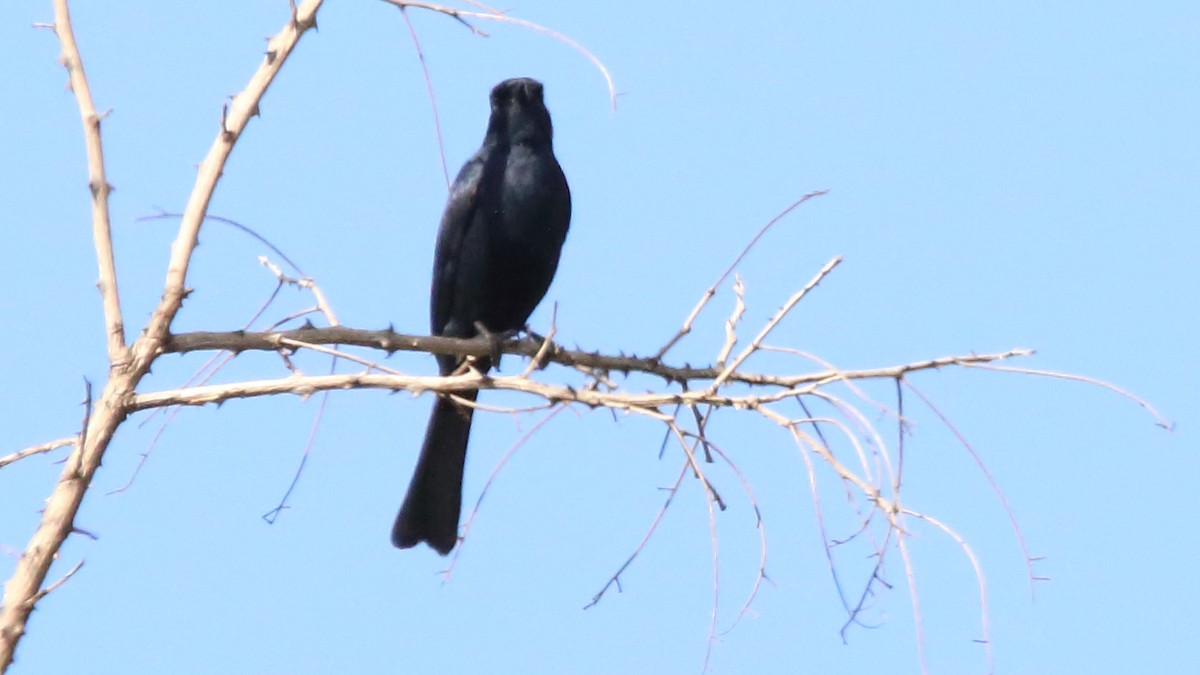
710;255;842;391
398;7;451;189
655;190;828;360
125;347;1036;414
163;327;1033;388
901;509;994;673
903;378;1041;596
0;2;326;667
520;304;558;379
895;530;929;675
262;374;335;525
586;462;690;608
385;0;488;36
138;211;309;277
963;362;1173;430
50;0;126;365
379;1;617;108
259;257;339;326
141;2;320;359
0;438;76;470
715;275;746;368
710;440;771;636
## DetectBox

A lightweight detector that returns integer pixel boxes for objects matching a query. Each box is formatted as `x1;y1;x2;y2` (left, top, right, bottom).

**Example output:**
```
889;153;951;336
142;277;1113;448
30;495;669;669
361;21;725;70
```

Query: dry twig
378;1;617;108
0;438;77;470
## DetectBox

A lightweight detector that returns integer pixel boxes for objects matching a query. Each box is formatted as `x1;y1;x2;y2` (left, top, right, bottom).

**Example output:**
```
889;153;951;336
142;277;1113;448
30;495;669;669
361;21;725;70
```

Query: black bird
392;78;572;554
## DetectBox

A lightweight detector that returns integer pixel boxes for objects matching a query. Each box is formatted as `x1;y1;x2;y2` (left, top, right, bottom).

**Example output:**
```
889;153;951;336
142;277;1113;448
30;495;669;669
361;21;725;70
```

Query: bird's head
486;77;554;147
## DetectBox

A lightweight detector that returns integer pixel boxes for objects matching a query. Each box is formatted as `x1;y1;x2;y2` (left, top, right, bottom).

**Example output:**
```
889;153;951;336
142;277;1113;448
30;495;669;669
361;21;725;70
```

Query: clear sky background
2;2;1197;674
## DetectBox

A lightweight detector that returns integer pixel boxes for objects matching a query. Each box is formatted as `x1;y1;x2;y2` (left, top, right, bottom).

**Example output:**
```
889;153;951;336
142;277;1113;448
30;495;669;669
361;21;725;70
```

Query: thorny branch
0;1;325;670
162;327;1033;388
655;190;829;361
51;0;125;365
45;245;1159;675
124;348;1035;414
124;283;1161;675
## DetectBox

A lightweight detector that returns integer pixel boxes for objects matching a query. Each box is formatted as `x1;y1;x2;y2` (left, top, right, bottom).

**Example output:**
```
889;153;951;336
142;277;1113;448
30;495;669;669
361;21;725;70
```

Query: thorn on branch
220;102;234;142
77;378;93;463
88;180;112;200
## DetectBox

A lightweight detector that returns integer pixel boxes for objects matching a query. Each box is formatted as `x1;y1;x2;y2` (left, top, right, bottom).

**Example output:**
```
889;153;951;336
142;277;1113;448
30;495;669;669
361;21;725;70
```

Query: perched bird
392;78;572;554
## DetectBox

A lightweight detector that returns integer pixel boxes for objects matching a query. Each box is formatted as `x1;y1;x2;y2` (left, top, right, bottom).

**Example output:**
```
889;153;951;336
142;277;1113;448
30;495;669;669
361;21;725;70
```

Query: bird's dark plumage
392;78;571;554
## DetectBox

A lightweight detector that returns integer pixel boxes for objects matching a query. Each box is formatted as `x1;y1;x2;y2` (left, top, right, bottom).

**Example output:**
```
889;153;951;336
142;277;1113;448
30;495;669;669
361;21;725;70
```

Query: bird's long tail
392;391;478;554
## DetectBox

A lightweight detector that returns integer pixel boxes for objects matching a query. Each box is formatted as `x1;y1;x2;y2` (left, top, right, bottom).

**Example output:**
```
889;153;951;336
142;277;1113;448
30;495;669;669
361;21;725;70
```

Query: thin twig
27;560;84;606
379;1;617;108
710;256;842;391
137;212;308;276
259;257;339;326
279;338;403;375
701;449;721;674
114;247;328;495
520;304;558;379
963;362;1173;430
586;461;690;608
895;529;929;675
665;419;725;511
445;405;567;578
398;7;451;190
903;379;1041;595
715;275;745;369
710;441;771;636
262;373;335;524
902;508;995;674
655;190;828;360
0;438;77;470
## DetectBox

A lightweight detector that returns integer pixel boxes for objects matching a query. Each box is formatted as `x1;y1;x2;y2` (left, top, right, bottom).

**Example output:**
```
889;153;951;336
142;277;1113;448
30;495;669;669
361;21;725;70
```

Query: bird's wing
430;153;485;337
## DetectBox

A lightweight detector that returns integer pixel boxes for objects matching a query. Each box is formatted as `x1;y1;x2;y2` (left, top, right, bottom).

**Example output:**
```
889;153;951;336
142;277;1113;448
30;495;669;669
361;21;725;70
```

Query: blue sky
2;2;1197;673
